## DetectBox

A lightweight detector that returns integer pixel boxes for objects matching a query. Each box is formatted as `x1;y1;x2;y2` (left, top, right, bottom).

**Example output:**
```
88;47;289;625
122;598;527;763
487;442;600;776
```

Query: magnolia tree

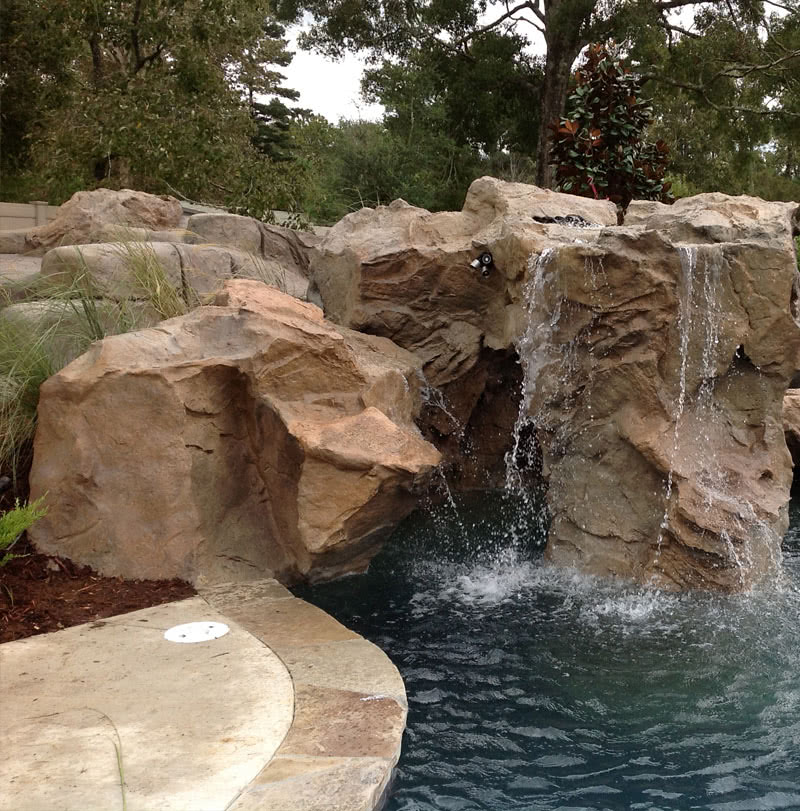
548;45;672;212
548;44;674;214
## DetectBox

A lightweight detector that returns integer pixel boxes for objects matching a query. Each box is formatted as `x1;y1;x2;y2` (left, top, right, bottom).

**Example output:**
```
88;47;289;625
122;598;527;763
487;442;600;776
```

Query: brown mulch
0;534;196;644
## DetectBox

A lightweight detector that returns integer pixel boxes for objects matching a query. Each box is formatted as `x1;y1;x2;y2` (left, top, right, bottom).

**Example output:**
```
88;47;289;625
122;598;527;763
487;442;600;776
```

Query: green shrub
548;43;674;213
0;496;47;566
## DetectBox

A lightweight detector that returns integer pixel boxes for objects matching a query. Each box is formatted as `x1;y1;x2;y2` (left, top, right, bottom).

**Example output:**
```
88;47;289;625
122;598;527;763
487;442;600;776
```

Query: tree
635;2;800;199
277;0;800;189
1;0;305;215
290;114;485;223
362;32;543;160
548;43;672;212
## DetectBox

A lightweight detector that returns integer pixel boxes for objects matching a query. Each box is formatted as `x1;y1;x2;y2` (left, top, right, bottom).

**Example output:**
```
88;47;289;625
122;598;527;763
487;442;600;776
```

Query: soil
0;534;195;644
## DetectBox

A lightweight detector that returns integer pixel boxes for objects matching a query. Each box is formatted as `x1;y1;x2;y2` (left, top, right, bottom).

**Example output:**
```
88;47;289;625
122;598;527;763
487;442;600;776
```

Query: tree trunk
534;0;596;188
89;32;104;90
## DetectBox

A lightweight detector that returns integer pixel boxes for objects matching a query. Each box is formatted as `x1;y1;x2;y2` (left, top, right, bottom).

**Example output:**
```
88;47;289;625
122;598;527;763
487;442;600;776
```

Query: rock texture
40;240;308;301
29;280;440;585
311;177;800;590
310;176;617;486
311;177;617;389
522;203;800;590
784;389;800;467
0;188;183;255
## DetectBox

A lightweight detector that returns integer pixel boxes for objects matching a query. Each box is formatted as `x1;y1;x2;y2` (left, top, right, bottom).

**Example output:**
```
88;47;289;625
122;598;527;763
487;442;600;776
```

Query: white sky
282;29;384;123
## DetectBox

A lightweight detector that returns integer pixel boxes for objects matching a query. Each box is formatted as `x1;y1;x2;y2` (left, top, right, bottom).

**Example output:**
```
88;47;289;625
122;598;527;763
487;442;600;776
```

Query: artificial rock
783;389;800;468
40;240;308;302
311;177;800;590
0;188;183;255
29;280;440;585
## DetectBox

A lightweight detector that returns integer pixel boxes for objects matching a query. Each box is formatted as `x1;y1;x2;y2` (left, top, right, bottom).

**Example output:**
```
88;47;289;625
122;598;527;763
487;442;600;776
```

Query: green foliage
362;36;543;159
633;2;800;200
549;43;673;211
118;243;190;320
291;116;484;224
1;0;306;217
0;316;59;487
0;497;47;566
281;0;799;193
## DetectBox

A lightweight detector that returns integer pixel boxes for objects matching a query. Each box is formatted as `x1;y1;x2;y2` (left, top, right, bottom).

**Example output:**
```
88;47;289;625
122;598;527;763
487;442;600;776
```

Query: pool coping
200;579;408;811
1;578;407;811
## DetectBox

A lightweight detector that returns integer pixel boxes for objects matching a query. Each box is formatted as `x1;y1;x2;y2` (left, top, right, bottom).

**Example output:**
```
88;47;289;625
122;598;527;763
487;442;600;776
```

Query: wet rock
523;208;800;591
310;177;800;590
29;280;440;585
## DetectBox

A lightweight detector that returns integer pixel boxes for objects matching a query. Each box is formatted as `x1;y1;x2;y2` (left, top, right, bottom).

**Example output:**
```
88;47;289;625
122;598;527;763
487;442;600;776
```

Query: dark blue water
295;491;800;810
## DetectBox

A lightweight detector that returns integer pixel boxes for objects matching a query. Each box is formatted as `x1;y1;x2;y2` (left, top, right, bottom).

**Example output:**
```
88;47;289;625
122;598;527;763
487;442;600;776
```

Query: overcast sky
282;28;384;123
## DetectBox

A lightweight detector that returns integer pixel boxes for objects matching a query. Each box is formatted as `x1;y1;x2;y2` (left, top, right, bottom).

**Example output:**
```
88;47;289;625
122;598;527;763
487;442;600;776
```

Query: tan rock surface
309;177;615;486
783;389;800;467
522;211;800;591
41;240;308;302
29;279;440;585
310;179;800;590
5;188;182;255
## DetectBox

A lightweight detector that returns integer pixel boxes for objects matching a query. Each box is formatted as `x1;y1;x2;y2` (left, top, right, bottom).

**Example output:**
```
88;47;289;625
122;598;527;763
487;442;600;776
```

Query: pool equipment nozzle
470;251;494;277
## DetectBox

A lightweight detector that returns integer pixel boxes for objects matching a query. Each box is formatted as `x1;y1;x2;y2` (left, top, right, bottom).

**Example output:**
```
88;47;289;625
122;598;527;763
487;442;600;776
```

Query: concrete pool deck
1;579;407;811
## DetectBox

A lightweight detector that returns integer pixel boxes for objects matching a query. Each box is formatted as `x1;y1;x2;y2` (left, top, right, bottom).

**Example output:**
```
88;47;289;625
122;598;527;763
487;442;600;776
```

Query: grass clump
0;244;183;486
0;317;61;486
0;496;47;566
114;241;188;320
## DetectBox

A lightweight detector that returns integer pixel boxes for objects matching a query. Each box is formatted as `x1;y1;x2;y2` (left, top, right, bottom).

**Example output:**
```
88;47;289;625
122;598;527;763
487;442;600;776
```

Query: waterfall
655;246;697;556
505;248;557;493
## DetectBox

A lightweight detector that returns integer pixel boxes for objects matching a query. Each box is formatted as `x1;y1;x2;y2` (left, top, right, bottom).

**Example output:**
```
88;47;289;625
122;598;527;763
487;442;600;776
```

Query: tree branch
718;49;800;79
131;0;143;72
657;19;701;38
642;73;800;117
454;2;537;46
133;43;166;74
653;0;718;9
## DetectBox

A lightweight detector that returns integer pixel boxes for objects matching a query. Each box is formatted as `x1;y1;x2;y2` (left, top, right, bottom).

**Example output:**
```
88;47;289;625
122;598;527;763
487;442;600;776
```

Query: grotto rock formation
312;177;800;590
310;176;618;487
28;280;440;585
524;223;800;590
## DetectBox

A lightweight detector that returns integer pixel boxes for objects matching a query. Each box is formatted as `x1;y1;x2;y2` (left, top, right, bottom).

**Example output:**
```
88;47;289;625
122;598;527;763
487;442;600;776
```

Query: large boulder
0;189;183;256
309;177;616;484
311;177;617;390
28;280;440;585
523;204;800;591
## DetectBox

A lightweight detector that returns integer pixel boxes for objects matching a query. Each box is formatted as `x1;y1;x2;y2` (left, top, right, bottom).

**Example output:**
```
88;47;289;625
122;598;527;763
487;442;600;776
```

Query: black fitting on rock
470;251;494;277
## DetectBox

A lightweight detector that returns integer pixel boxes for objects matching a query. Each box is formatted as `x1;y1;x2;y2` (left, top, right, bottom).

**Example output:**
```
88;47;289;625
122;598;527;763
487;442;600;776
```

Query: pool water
295;490;800;810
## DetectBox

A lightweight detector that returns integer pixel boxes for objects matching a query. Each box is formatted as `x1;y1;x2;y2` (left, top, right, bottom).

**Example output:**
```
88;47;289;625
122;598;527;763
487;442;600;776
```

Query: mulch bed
0;535;196;644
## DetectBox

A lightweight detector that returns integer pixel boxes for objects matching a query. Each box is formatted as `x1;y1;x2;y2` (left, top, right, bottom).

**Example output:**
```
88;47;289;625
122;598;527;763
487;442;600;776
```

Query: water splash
418;371;463;437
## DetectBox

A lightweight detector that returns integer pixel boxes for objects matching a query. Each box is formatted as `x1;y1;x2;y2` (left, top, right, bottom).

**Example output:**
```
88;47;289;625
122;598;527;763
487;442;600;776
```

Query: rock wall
311;177;800;590
524;224;800;590
28;281;440;585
